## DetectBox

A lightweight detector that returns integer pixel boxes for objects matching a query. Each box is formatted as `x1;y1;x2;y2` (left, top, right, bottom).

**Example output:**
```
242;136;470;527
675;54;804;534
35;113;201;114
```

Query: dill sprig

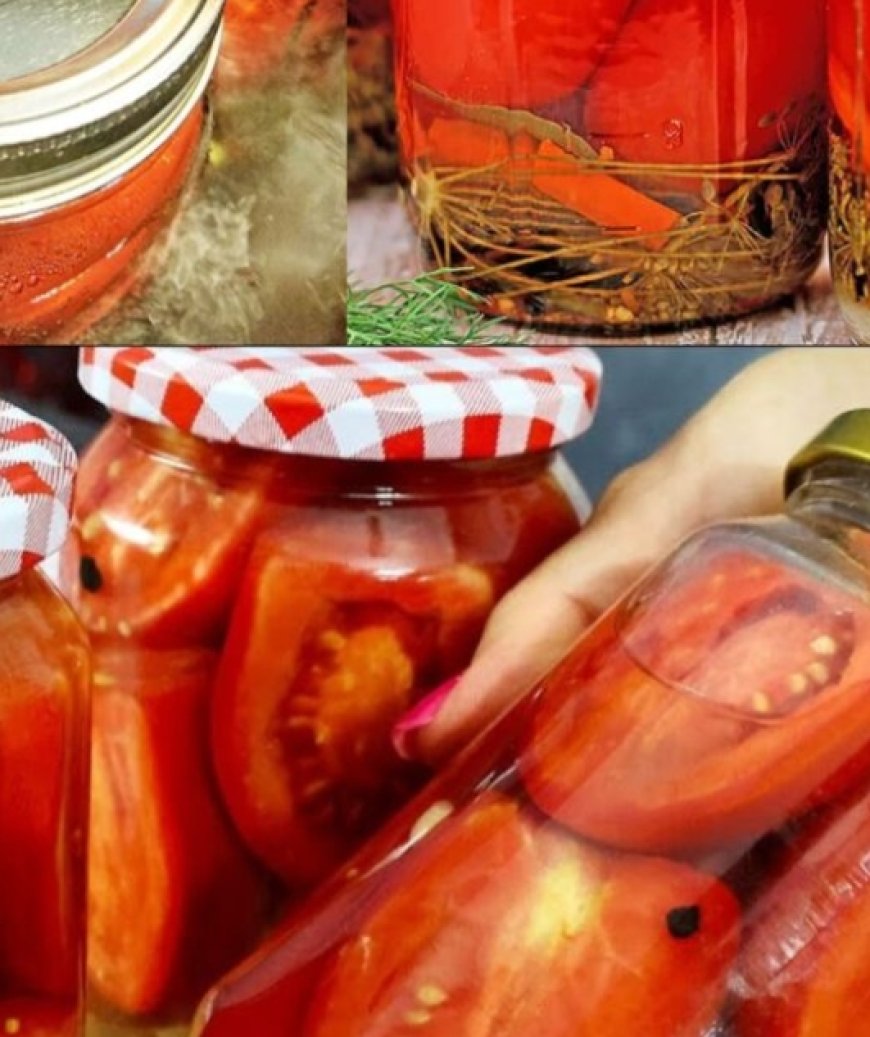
347;271;527;345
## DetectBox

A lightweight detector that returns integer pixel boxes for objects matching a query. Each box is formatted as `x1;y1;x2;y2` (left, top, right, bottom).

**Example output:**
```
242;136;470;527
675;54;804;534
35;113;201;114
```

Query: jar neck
121;416;561;500
787;459;870;539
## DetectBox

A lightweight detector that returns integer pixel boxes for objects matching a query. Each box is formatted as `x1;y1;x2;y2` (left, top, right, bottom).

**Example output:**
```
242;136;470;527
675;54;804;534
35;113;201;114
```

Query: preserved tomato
75;346;597;1034
191;408;870;1037
0;404;89;1037
394;0;827;330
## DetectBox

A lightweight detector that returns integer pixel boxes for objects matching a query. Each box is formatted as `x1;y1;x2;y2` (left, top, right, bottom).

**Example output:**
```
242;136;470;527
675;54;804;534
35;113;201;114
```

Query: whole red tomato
584;0;825;175
397;0;633;107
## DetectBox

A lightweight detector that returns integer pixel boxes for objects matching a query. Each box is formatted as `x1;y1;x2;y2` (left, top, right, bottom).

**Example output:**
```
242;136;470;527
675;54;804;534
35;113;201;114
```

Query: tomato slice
75;427;265;648
735;789;870;1035
521;538;870;856
211;518;495;887
88;649;266;1018
0;1000;79;1037
303;795;739;1037
398;0;632;107
583;0;825;179
0;573;89;1000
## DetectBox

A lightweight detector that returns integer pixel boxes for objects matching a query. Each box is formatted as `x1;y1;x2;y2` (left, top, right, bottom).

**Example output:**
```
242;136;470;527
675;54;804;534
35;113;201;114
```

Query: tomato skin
88;649;267;1018
304;796;740;1037
75;424;265;648
0;574;89;1001
735;789;870;1036
211;517;495;888
521;540;870;857
583;0;825;174
0;999;79;1037
395;0;633;107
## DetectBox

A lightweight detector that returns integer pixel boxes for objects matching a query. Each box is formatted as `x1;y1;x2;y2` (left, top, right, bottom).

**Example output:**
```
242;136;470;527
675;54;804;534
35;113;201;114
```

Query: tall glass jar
73;346;600;1037
0;0;222;346
829;0;870;342
191;410;870;1037
393;0;828;332
0;402;90;1037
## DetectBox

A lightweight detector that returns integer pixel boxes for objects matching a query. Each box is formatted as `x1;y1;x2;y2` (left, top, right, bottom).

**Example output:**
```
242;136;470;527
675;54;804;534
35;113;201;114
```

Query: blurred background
0;348;772;498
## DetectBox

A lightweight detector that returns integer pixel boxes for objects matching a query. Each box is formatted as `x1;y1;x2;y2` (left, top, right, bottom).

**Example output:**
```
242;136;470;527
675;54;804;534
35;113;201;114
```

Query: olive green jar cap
785;410;870;494
0;0;224;219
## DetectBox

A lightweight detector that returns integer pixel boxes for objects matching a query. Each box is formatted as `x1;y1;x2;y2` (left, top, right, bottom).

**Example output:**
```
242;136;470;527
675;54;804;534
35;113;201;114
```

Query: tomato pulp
521;537;870;856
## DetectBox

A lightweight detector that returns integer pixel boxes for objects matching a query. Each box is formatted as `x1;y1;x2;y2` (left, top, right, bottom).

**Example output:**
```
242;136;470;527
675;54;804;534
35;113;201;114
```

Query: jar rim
0;0;223;217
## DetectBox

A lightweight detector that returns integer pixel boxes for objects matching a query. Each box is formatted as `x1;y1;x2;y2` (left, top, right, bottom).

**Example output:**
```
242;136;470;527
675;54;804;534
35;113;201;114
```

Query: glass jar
829;0;870;342
190;409;870;1037
0;0;222;346
349;0;397;188
0;403;90;1037
393;0;828;332
73;346;599;1036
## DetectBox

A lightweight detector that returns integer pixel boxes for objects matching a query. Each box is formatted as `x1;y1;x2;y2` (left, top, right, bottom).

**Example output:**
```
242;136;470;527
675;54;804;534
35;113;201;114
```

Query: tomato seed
667;905;701;939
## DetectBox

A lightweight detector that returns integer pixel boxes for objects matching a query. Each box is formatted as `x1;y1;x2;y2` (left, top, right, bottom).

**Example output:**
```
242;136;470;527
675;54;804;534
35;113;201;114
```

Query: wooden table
349;186;853;345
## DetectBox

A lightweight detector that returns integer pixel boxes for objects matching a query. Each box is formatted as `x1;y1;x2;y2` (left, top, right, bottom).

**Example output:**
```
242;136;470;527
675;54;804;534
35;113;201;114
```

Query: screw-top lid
785;411;870;494
0;0;223;219
79;346;602;461
0;401;76;579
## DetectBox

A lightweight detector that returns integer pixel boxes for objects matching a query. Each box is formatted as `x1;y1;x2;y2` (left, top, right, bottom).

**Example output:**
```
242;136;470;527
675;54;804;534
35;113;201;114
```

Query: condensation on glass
393;0;828;332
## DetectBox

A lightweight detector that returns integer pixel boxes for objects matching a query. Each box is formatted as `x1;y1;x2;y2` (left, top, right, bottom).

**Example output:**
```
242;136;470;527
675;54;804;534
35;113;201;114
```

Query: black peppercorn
80;555;104;593
666;905;701;939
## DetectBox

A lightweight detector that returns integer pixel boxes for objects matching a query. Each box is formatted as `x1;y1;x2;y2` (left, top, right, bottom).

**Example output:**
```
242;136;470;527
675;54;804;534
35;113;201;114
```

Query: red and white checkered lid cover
0;402;76;579
79;347;602;460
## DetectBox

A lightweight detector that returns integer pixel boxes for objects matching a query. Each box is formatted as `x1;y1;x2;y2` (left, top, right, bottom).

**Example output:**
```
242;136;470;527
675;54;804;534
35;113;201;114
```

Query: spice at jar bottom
394;0;828;332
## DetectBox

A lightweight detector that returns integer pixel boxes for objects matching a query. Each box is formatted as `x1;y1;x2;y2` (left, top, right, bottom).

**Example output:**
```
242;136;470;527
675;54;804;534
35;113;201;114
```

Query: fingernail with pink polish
393;674;463;761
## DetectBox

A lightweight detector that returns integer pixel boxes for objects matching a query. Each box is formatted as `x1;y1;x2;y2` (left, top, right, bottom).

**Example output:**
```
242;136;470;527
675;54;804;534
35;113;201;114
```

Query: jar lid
78;346;602;460
0;401;76;579
0;0;223;218
785;410;870;494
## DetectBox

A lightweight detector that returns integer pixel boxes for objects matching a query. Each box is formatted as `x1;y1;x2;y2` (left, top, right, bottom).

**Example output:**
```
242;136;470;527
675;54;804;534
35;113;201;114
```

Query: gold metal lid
785;410;870;494
0;0;224;219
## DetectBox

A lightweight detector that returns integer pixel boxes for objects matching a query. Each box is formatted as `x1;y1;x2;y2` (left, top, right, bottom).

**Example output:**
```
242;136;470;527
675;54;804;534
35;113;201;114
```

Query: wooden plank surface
349;185;853;345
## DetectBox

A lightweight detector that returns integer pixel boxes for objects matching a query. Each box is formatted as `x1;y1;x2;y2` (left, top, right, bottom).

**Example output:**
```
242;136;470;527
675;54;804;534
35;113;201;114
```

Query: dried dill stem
347;272;527;344
830;129;870;337
407;86;826;331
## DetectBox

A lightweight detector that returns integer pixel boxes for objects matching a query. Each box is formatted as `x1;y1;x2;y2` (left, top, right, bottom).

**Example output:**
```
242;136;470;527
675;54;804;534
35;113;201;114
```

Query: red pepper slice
521;539;870;856
88;649;266;1018
211;518;495;887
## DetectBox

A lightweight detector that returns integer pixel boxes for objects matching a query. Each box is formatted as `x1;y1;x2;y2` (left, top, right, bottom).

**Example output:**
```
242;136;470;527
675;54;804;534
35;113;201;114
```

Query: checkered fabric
79;347;602;460
0;403;76;579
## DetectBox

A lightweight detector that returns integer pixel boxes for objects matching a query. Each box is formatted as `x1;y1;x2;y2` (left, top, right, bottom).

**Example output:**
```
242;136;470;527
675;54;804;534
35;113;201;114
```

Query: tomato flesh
88;649;265;1018
397;0;633;107
305;796;740;1037
211;520;495;887
584;0;825;176
521;540;870;855
75;425;264;647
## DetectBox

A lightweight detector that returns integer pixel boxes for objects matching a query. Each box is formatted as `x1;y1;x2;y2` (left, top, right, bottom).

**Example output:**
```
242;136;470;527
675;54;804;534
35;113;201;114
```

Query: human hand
395;347;870;765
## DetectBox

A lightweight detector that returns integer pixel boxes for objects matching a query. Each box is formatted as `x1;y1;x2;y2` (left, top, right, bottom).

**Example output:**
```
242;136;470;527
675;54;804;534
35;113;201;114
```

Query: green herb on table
347;272;527;345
